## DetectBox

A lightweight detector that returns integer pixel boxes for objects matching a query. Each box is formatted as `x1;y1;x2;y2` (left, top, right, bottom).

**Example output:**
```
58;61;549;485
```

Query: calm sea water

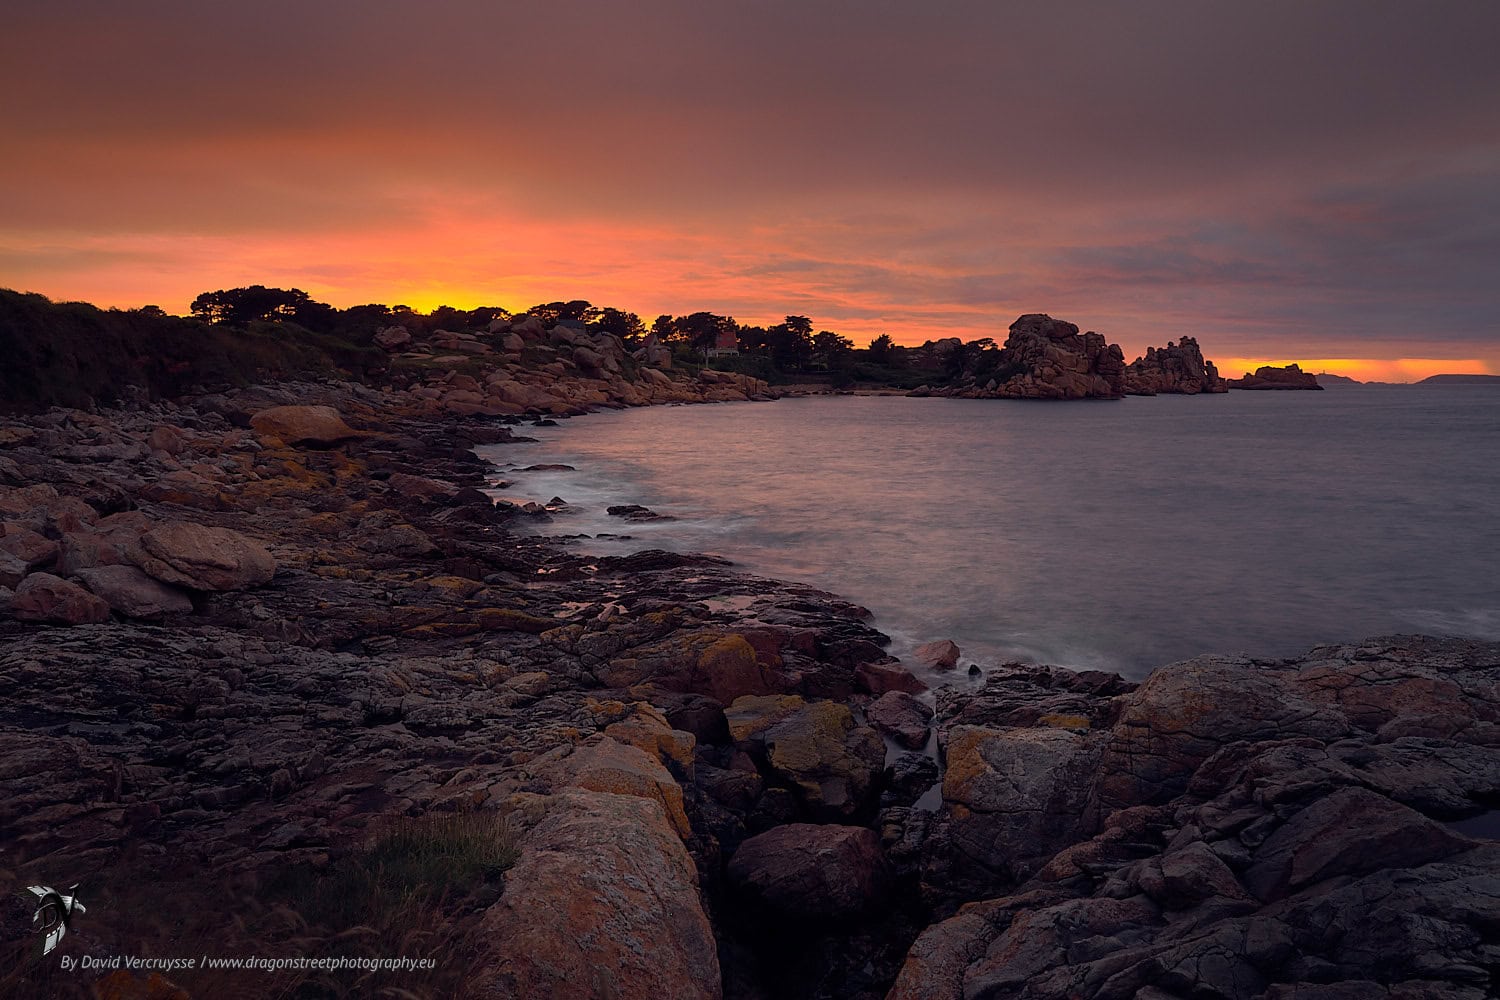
487;387;1500;679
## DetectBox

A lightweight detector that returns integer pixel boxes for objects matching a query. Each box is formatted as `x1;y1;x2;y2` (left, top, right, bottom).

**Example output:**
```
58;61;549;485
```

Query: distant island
1314;372;1498;387
1418;373;1500;385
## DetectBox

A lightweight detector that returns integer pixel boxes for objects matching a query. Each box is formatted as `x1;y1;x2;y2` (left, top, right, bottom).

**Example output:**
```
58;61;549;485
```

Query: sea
481;386;1500;680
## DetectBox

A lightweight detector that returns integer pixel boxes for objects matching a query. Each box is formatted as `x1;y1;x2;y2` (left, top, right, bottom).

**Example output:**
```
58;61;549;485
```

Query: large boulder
248;405;362;445
727;823;890;920
943;725;1102;882
10;572;110;624
373;325;412;351
464;790;721;1000
129;522;277;591
75;565;193;619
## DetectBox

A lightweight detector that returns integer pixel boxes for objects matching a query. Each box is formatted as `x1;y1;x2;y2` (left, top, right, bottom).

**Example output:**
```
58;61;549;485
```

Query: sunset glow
3;2;1498;370
1217;358;1493;384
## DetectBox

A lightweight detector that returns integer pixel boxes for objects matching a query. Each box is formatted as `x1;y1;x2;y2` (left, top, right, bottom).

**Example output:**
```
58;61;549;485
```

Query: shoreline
2;370;1498;998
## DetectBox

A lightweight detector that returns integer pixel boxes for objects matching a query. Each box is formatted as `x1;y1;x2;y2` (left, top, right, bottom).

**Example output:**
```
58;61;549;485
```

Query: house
705;328;740;358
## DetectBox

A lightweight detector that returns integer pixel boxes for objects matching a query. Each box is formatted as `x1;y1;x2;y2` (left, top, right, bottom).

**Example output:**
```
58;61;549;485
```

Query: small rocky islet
0;314;1495;999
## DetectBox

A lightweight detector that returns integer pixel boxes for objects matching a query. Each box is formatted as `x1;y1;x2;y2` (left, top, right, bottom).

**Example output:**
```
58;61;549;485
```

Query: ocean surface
483;386;1500;679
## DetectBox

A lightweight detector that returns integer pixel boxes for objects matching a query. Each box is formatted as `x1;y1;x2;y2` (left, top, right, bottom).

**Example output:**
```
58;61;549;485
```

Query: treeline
1;282;961;410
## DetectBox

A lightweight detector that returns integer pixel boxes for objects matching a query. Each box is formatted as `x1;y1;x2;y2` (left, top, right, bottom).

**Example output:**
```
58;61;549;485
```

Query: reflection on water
481;387;1500;678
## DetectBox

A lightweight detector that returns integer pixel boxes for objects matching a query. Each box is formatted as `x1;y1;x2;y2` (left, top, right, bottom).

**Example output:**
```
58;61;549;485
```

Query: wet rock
130;521;277;591
856;660;929;695
465;790;721;1000
727;823;890;920
913;639;961;671
75;565;194;619
866;690;934;749
11;572;111;624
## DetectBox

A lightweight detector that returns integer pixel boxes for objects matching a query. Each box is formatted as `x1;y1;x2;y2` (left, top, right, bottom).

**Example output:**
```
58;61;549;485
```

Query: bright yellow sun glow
1216;358;1492;384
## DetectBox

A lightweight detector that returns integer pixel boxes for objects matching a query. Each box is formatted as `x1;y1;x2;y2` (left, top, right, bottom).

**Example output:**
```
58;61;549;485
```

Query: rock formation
911;314;1127;400
1230;363;1324;389
1124;336;1229;394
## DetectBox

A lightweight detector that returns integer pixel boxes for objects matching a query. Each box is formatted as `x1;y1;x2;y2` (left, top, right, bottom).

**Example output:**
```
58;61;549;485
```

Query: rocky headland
1229;364;1324;390
1;313;1497;999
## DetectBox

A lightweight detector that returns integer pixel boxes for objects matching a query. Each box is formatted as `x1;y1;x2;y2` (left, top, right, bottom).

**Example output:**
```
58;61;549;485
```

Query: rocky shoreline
2;356;1498;998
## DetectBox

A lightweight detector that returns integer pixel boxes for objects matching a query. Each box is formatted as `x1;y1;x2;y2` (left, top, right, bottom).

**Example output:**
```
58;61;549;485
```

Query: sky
3;1;1498;379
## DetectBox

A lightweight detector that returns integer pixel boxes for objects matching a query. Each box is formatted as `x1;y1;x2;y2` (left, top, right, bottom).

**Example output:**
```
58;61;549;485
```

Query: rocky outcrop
1124;336;1229;394
887;636;1500;1000
465;790;721;1000
912;314;1127;400
1230;363;1324;390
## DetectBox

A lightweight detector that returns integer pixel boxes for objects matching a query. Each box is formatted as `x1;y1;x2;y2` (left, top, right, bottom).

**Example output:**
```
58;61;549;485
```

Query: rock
1;549;31;588
856;660;929;695
373;325;412;351
248;405;362;445
1243;785;1472;902
1093;653;1348;814
727;823;890;920
146;424;190;455
1230;363;1325;390
929;314;1127;401
728;695;885;819
465;790;721;1000
913;639;961;671
359;523;440;558
886;752;941;802
865;690;934;749
129;521;277;591
1124;337;1229;395
11;572;111;624
942;725;1101;883
561;737;692;838
75;565;194;619
606;504;673;522
386;472;461;500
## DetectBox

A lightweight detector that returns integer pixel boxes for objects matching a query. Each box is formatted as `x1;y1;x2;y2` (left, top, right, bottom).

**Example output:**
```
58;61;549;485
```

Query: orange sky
3;2;1497;381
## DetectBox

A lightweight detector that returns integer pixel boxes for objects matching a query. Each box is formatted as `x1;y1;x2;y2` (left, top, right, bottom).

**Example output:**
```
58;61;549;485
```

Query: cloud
2;1;1497;368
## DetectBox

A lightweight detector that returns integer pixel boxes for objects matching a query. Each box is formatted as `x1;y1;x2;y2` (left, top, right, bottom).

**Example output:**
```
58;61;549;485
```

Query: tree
592;307;645;344
765;318;813;368
812;330;853;367
867;333;894;364
527;300;600;326
189;286;330;328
